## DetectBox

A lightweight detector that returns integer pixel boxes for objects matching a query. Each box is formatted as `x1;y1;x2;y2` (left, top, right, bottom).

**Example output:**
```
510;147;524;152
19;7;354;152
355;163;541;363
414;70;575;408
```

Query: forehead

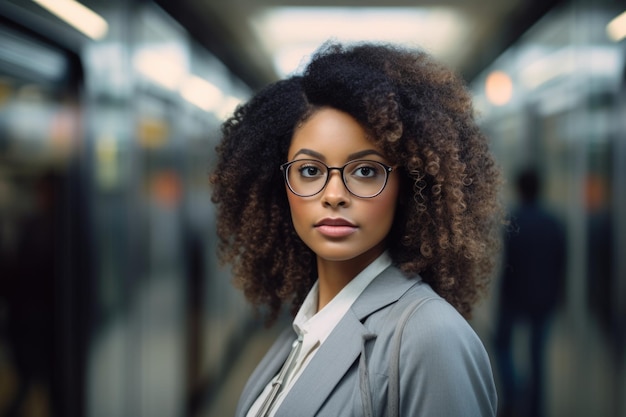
288;107;378;160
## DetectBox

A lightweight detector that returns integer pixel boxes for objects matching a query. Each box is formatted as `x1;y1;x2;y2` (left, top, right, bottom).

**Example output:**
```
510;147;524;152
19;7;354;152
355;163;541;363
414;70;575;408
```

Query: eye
296;162;325;178
355;166;375;178
301;166;320;177
350;162;383;179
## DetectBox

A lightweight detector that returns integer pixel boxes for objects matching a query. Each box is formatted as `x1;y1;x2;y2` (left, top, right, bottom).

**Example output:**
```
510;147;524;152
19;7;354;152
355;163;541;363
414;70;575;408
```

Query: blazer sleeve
397;298;497;417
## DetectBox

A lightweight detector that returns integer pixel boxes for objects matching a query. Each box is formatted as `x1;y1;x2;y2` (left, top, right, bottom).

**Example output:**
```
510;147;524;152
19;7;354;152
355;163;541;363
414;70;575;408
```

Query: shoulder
359;268;491;363
364;279;487;360
388;282;497;415
395;282;485;352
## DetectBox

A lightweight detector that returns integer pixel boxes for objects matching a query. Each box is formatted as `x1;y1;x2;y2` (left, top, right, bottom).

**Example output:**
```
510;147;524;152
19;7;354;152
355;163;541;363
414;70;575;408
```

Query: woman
210;42;501;417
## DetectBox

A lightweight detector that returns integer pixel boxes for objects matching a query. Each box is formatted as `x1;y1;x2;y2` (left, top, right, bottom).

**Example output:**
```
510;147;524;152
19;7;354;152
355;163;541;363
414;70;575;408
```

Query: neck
315;247;384;311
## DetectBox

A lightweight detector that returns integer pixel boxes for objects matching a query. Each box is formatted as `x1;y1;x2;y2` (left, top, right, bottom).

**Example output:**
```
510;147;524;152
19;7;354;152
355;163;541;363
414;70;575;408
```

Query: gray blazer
236;265;497;417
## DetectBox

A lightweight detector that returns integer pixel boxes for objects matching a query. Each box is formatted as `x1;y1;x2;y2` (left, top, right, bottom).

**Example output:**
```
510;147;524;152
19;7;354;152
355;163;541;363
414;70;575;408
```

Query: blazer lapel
275;266;420;417
274;308;370;417
236;327;297;417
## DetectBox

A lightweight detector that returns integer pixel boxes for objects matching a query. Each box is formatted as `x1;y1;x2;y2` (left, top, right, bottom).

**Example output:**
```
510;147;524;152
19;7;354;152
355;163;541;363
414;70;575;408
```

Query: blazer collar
275;265;420;417
236;265;420;417
350;265;420;319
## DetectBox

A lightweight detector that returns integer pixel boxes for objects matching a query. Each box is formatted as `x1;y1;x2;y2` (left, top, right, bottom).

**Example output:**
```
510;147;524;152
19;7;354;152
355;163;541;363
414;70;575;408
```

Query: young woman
210;42;501;417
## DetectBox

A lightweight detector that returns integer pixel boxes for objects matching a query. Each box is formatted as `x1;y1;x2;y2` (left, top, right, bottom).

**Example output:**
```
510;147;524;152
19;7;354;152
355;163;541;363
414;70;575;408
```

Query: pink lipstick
314;218;357;238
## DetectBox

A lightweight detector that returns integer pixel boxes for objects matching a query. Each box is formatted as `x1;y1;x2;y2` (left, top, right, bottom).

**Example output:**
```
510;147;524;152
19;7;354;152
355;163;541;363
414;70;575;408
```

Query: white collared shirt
246;252;392;417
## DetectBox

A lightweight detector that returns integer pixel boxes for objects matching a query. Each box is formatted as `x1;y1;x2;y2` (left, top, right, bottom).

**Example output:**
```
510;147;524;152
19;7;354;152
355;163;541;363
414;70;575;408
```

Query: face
286;107;399;269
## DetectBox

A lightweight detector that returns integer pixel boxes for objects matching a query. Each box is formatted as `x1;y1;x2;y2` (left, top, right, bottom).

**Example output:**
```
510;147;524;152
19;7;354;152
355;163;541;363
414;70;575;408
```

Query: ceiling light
133;45;187;90
33;0;108;40
606;10;626;42
180;75;224;112
251;7;467;77
217;96;243;120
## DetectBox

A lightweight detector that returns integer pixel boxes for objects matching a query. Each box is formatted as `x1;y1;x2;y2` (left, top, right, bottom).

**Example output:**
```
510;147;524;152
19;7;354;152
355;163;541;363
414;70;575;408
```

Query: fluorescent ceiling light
133;45;187;90
33;0;108;40
217;96;243;120
607;10;626;42
180;75;224;112
251;7;467;77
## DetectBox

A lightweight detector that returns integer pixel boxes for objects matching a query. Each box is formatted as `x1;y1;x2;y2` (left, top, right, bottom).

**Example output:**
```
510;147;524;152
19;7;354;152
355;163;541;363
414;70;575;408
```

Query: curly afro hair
210;42;502;323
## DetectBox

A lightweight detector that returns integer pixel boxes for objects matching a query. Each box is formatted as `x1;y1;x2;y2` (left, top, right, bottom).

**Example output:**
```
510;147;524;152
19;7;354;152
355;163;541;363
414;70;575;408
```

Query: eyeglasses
280;159;394;198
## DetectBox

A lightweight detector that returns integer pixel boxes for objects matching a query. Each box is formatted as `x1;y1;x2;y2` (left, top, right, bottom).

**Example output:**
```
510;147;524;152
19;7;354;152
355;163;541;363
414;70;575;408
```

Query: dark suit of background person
495;169;566;417
1;173;62;417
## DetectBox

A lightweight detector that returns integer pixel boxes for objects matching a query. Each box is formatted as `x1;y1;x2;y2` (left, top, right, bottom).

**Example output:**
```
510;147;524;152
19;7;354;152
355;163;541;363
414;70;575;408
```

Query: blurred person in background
1;171;62;417
495;168;566;417
584;173;613;336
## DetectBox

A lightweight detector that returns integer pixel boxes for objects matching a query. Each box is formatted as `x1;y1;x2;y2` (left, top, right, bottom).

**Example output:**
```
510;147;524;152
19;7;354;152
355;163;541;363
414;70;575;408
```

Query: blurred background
0;0;623;416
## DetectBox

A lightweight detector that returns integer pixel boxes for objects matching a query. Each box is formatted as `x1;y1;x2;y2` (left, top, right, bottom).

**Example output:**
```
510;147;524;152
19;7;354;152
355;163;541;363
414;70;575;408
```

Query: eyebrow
292;148;385;161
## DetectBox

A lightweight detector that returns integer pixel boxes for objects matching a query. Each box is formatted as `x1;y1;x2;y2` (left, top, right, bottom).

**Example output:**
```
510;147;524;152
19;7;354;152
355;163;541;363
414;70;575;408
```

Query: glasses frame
280;159;394;198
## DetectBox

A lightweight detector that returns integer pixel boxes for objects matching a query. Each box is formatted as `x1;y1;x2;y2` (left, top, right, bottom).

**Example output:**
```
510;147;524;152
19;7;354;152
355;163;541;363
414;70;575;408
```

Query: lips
315;218;356;227
314;218;357;238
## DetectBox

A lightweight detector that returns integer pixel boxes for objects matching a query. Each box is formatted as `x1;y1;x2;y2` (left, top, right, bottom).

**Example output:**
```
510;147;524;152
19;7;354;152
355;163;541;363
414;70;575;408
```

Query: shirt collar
293;251;392;344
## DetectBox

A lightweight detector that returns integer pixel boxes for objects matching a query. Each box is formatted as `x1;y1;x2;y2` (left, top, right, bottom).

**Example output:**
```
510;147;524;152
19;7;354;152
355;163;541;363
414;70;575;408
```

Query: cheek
366;195;398;231
368;183;399;229
286;189;307;230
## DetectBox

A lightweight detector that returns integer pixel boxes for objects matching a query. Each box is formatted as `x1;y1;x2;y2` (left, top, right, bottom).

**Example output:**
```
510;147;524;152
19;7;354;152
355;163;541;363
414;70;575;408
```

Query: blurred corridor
0;0;624;416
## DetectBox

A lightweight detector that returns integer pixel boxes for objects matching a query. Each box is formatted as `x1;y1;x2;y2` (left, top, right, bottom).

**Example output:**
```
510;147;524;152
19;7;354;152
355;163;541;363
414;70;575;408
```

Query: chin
313;244;384;264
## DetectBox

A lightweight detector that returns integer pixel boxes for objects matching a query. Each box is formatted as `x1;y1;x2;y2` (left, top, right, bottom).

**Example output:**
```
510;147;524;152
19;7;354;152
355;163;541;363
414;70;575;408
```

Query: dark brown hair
210;42;502;323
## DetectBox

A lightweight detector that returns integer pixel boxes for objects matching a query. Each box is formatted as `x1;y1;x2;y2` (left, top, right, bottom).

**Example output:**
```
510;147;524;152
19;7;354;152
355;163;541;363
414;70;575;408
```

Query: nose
321;170;350;207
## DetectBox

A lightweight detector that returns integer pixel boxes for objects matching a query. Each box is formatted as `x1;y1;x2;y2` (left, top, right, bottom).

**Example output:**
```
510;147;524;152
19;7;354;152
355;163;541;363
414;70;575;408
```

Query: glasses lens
286;160;328;196
343;160;388;197
283;159;390;197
